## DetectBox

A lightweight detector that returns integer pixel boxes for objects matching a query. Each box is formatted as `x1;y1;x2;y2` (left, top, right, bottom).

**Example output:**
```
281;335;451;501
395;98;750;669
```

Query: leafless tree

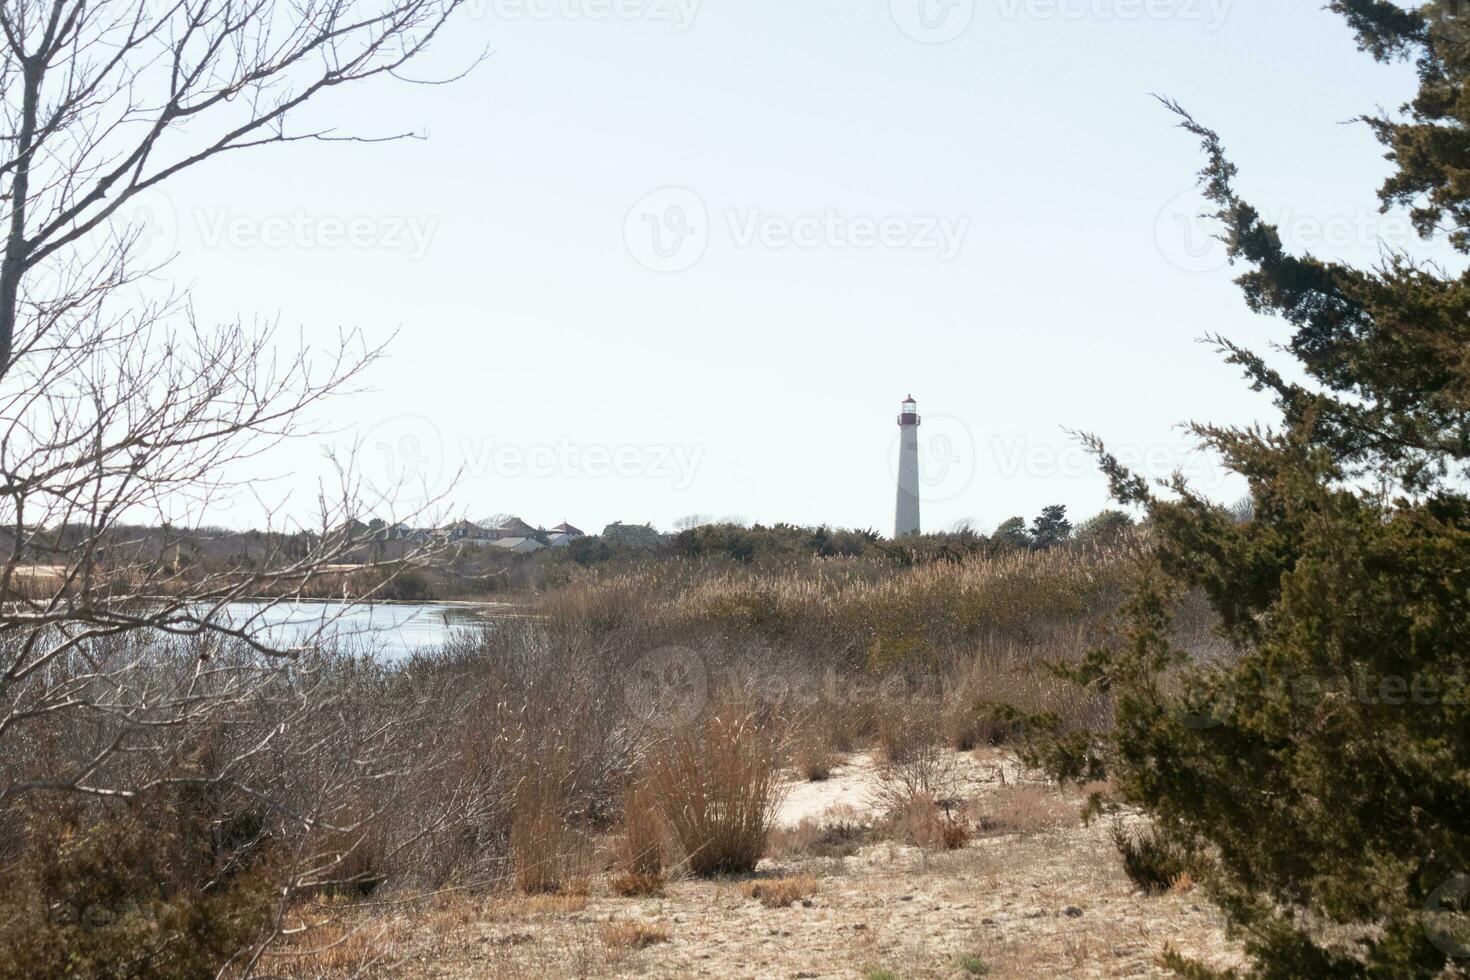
0;0;474;374
0;0;469;779
0;0;473;970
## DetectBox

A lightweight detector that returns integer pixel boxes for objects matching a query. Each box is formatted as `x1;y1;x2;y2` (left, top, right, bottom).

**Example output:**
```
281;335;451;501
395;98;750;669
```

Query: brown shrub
618;778;666;878
1111;823;1207;895
516;892;590;915
600;919;671;949
765;806;874;860
0;793;277;980
646;694;787;877
814;697;874;754
740;875;819;908
870;730;960;815
510;745;585;894
970;785;1074;837
893;794;970;852
610;872;665;898
788;717;841;782
876;701;943;765
942;635;1111;750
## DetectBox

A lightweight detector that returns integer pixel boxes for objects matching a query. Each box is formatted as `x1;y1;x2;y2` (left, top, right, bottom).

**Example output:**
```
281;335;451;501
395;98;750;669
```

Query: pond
213;600;511;661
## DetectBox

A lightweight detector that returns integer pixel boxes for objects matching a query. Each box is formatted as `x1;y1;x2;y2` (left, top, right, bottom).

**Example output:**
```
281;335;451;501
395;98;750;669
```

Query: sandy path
327;752;1242;979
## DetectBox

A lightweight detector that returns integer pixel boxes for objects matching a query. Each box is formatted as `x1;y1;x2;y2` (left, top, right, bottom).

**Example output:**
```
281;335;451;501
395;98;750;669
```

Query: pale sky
123;0;1448;535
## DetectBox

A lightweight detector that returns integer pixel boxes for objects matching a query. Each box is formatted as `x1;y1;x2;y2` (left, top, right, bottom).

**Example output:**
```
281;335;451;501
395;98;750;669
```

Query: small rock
980;918;995;925
1063;906;1085;918
899;895;914;902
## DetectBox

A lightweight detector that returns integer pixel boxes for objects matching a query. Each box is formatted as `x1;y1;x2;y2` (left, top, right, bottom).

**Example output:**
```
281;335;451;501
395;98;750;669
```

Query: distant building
442;519;494;543
546;521;586;548
435;515;588;551
493;536;546;554
490;516;538;539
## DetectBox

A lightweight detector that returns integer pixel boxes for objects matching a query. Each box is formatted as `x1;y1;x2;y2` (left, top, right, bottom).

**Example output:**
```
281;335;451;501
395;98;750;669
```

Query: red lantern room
897;395;920;427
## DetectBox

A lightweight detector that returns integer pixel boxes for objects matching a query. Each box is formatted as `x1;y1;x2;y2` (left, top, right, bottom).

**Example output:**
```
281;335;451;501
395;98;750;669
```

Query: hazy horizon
110;1;1454;535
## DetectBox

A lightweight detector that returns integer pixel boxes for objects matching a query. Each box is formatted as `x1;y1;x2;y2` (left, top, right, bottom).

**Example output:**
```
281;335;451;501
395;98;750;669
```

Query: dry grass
514;892;590;915
970;784;1076;837
766;805;874;860
894;794;971;852
609;872;666;898
870;726;961;814
942;633;1111;750
789;718;842;782
618;778;666;878
510;744;586;895
599;918;671;949
646;694;787;876
273;916;410;977
740;875;819;908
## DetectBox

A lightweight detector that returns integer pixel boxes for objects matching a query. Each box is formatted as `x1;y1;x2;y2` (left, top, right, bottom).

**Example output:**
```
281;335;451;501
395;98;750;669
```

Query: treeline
559;506;1138;572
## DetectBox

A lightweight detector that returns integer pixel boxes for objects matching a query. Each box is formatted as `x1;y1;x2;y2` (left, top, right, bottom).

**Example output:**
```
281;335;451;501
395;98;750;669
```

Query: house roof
550;522;583;535
495;517;537;535
494;537;546;551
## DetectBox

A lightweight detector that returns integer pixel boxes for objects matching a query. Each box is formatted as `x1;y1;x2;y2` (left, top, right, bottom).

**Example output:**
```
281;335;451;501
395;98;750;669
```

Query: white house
493;536;546;554
546;521;585;548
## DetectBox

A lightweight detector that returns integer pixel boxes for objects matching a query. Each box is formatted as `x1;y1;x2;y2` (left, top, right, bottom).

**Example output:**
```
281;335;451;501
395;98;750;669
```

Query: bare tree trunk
0;57;41;379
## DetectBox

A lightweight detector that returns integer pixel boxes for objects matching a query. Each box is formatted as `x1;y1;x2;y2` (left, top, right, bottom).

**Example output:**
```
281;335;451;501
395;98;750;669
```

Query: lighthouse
895;395;921;538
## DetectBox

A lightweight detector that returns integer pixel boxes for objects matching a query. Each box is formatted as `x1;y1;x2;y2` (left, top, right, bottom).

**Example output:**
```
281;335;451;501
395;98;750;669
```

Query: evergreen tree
1029;504;1073;550
1037;4;1470;976
991;516;1031;550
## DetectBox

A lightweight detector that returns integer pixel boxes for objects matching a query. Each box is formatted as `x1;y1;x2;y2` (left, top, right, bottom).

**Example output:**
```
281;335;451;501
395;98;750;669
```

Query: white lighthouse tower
895;395;921;538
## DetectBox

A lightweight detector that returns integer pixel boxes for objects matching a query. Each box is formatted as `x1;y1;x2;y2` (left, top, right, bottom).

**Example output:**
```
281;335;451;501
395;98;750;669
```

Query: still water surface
216;600;501;660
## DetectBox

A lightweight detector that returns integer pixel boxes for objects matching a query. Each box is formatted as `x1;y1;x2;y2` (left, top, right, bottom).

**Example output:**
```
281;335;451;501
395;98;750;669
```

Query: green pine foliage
1033;4;1470;976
